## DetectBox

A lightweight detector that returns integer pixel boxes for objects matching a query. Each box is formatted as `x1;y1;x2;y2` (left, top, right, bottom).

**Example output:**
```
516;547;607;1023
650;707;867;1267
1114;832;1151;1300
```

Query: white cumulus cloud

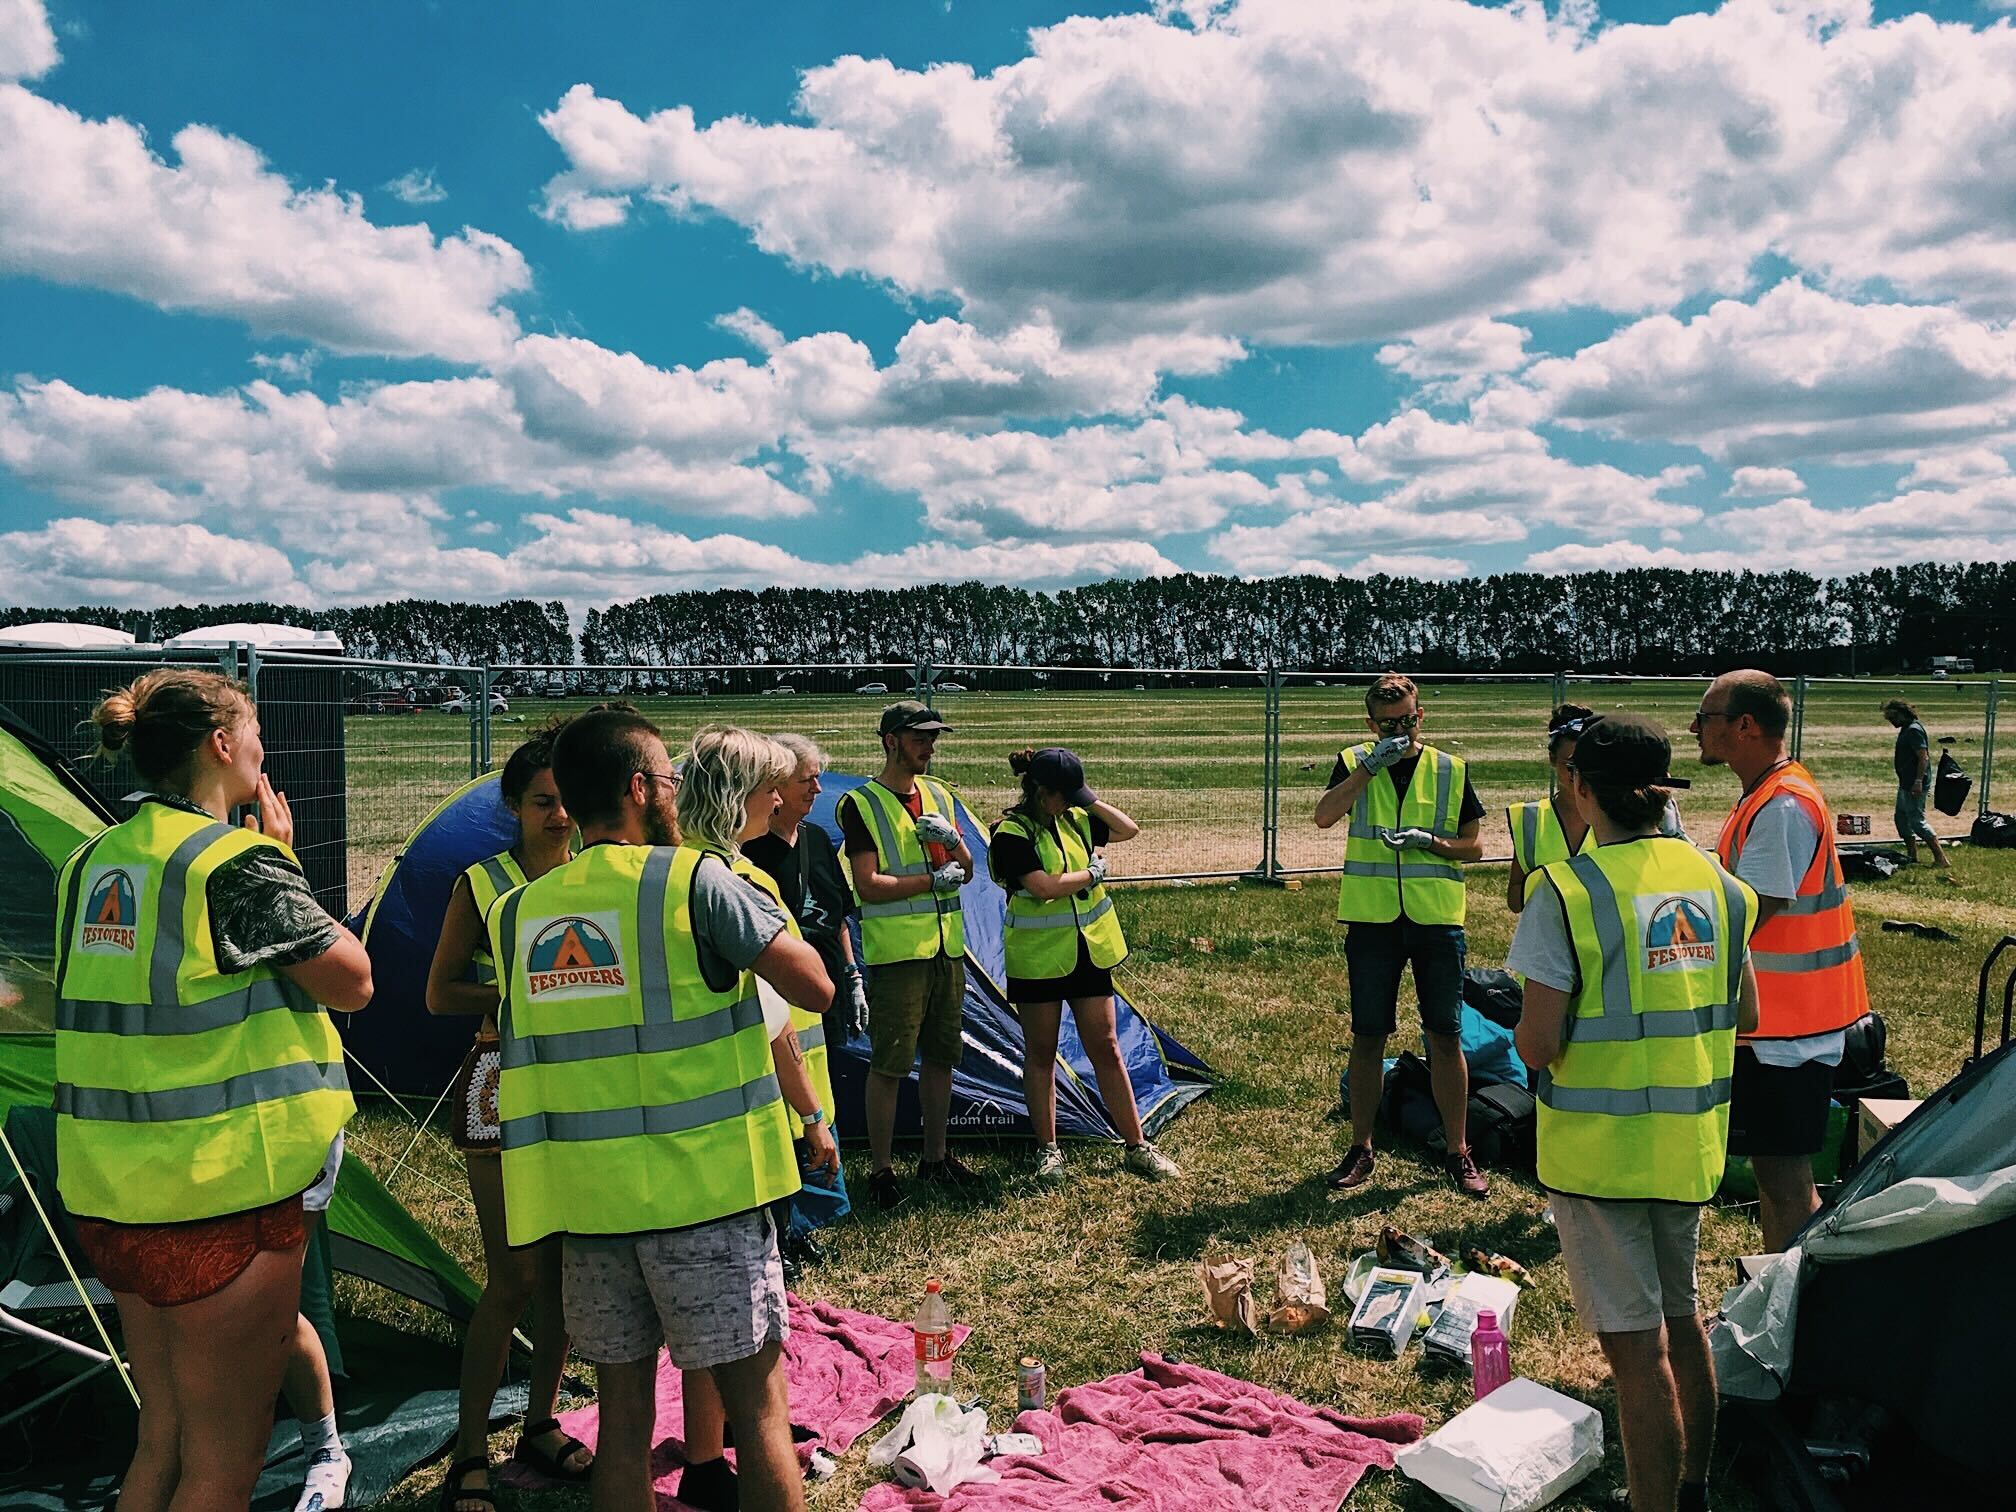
384;167;447;204
0;517;304;607
0;0;57;81
1726;466;1805;496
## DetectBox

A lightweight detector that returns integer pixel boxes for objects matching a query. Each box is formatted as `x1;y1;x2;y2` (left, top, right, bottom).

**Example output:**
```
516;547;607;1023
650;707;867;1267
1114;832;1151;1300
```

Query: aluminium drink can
1016;1355;1046;1413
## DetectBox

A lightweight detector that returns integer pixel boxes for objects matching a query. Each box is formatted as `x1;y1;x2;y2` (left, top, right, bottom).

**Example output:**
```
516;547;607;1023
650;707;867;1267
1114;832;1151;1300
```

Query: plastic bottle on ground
1470;1307;1512;1401
914;1278;955;1396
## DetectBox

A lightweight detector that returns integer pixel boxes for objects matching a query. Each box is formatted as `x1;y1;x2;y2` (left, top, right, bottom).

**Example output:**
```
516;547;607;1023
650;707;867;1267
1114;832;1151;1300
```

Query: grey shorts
560;1209;789;1368
1894;786;1937;843
1551;1194;1702;1335
301;1131;344;1215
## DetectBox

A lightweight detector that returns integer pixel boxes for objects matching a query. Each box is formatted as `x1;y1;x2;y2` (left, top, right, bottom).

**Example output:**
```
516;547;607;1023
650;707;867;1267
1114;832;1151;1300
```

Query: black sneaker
1325;1145;1376;1190
869;1166;907;1211
916;1152;981;1188
677;1455;739;1512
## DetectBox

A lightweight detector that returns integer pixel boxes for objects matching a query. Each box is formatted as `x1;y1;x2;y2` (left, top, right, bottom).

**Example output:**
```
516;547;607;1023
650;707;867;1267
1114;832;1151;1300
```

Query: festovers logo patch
79;866;141;954
1638;892;1719;972
522;911;627;1001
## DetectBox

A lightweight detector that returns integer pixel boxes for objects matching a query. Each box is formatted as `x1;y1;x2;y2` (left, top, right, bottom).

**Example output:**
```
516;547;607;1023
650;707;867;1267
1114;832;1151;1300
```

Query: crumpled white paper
868;1393;1000;1494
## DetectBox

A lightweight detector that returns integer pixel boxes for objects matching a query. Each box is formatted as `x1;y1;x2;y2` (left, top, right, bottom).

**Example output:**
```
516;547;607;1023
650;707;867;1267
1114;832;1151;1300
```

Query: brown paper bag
1266;1240;1331;1334
1200;1257;1257;1336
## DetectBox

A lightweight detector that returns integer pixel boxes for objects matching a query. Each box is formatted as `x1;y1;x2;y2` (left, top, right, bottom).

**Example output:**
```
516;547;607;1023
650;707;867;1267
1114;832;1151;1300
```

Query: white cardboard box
1396;1377;1603;1512
1856;1097;1921;1160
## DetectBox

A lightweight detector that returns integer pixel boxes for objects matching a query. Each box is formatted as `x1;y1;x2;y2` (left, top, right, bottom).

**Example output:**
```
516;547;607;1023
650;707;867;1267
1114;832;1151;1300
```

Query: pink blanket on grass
499;1293;969;1505
859;1353;1424;1512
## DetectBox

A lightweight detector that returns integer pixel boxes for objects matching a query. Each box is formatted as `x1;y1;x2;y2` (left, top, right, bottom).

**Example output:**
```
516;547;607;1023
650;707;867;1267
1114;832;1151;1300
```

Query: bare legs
1021;998;1146;1147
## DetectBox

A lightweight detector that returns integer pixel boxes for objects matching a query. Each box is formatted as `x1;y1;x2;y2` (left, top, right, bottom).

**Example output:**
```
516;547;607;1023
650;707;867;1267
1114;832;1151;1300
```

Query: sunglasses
1371;712;1421;732
1692;708;1735;723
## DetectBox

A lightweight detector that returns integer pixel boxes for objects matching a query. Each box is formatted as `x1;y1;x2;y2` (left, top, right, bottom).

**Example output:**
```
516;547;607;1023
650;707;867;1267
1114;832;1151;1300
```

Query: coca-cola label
915;1330;954;1363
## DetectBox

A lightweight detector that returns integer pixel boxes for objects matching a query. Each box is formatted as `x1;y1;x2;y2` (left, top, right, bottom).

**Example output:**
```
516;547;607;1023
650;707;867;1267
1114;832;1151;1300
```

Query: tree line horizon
4;560;2010;676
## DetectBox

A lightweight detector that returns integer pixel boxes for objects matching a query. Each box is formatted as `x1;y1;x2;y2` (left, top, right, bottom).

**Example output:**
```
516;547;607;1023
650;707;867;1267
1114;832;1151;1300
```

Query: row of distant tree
6;560;2012;673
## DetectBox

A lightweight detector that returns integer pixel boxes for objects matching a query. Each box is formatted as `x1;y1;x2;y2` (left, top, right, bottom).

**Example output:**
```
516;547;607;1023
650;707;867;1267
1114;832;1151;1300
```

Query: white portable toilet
0;622;138;651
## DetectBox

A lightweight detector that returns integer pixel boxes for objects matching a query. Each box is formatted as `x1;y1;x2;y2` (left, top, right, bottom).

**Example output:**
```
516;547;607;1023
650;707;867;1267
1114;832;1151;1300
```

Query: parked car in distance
855;681;889;694
936;681;968;693
440;692;509;714
760;685;795;696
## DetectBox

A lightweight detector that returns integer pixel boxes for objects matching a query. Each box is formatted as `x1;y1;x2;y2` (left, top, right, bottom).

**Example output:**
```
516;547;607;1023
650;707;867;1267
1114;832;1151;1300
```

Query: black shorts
1727;1046;1835;1158
1344;920;1466;1038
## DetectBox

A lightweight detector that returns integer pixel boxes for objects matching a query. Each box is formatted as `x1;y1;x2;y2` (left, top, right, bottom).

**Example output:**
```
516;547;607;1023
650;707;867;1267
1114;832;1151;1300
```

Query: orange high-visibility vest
1716;761;1869;1040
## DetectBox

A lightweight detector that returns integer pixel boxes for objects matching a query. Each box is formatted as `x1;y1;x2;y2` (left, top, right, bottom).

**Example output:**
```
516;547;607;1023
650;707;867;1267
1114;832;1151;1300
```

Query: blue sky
3;0;2015;608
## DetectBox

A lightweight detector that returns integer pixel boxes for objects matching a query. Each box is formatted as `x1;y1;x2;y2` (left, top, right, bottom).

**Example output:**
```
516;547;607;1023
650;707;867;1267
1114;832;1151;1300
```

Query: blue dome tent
350;771;1212;1144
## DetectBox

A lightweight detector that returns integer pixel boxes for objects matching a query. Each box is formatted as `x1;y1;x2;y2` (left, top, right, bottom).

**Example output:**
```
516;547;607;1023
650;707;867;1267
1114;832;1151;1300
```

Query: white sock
294;1417;350;1512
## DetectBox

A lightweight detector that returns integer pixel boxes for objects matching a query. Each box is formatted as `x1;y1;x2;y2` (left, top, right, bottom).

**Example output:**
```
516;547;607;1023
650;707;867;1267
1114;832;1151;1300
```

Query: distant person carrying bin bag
1511;713;1759;1512
1881;699;1956;883
989;747;1179;1186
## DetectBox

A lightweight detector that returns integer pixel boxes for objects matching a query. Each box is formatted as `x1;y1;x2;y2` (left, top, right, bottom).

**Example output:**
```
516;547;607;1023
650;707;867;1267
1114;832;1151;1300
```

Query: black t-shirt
990;811;1112;887
1325;751;1486;826
742;827;856;980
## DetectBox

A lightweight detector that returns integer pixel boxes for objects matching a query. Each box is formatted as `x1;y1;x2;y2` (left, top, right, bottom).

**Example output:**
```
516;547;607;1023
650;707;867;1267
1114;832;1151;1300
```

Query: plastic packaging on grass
1396;1377;1602;1512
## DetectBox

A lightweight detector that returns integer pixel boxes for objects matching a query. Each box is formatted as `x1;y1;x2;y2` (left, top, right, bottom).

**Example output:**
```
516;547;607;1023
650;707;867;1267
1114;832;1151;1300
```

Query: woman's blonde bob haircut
678;724;795;852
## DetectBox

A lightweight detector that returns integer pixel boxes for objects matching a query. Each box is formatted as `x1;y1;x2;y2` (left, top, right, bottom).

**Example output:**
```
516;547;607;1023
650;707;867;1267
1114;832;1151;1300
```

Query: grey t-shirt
1893;720;1930;786
690;853;790;996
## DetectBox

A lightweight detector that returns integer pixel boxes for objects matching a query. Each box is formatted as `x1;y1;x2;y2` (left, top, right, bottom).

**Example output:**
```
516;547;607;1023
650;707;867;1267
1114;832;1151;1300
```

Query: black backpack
1831;1011;1909;1106
1971;811;2016;849
1462;967;1522;1028
1840;848;1907;882
1933;749;1972;816
1377;1052;1537;1171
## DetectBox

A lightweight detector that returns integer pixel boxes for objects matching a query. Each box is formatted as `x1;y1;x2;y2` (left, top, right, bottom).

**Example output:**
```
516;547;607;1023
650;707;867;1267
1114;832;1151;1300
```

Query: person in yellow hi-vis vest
989;746;1179;1186
1513;714;1759;1512
57;669;371;1512
836;701;975;1212
489;712;837;1512
424;717;594;1507
1314;672;1488;1197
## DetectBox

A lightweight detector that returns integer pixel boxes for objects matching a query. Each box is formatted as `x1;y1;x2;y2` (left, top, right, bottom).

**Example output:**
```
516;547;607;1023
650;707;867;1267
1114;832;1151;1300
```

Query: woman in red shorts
425;720;590;1509
56;669;372;1510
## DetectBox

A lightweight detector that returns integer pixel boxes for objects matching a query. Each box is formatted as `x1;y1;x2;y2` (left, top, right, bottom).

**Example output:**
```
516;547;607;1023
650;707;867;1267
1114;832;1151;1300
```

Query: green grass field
327;680;2015;1511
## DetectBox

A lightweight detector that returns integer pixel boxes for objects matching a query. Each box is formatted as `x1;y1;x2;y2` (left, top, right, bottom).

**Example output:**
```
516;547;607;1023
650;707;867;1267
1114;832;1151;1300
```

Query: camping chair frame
1972;934;2016;1064
0;1276;118;1431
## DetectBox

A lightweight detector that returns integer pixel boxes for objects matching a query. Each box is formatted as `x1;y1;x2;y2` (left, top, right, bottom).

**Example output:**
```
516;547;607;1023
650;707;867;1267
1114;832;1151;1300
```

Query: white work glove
1362;734;1413;771
841;964;870;1038
1086;854;1109;886
931;860;967;892
1380;827;1436;851
914;812;961;847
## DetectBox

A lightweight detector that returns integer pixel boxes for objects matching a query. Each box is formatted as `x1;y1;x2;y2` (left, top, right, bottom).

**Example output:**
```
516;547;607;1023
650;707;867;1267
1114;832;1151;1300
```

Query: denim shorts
1894;786;1937;844
1344;920;1466;1037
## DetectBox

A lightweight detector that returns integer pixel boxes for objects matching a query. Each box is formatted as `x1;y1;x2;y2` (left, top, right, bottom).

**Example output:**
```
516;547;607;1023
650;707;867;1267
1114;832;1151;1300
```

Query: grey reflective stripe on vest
1427;750;1456;837
1339;859;1463;882
637;846;675;1024
1344;747;1383;838
477;855;517;898
1519;804;1540;868
149;822;237;1008
1716;865;1751;1003
499;1071;783;1149
495;887;526;1035
1536;1076;1732;1117
1564;853;1634;1025
55;1058;349;1124
1752;937;1862;974
500;992;764;1069
796;1020;826;1052
58;977;305;1037
1565;1001;1739;1043
53;832;112;990
863;892;963;918
1773;874;1847;916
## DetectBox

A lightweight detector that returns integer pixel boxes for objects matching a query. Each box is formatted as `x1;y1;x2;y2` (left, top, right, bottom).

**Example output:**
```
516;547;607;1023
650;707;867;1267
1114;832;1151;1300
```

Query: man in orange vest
1693;670;1870;1252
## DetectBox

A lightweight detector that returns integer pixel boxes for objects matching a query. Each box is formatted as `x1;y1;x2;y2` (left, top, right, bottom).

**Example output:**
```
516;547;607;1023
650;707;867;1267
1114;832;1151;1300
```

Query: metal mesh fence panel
258;654;480;916
1273;672;1557;871
922;664;1270;880
1801;676;1992;840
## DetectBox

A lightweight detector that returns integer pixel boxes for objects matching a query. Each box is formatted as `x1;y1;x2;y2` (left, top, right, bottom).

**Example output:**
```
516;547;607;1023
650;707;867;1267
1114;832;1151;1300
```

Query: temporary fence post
1790;675;1809;761
1982;679;2000;817
235;645;258;831
1548;671;1567;796
911;655;934;701
1246;669;1286;885
479;666;494;772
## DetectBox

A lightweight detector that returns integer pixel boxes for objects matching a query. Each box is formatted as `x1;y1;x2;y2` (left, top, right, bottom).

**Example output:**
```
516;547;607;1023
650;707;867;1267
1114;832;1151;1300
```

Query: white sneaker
295;1447;351;1512
1123;1142;1181;1182
1034;1143;1068;1184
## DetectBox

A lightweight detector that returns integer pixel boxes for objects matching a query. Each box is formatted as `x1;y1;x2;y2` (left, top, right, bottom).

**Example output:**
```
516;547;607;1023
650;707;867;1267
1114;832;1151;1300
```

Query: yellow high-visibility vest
735;857;837;1138
991;808;1127;978
1333;743;1468;925
463;849;528;986
1529;837;1757;1203
839;779;967;965
54;804;353;1224
1507;798;1593;876
490;842;798;1245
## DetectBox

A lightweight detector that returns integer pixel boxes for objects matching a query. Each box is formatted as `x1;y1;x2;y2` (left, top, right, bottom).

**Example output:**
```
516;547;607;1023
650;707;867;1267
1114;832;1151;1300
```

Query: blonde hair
680;725;795;852
91;668;254;790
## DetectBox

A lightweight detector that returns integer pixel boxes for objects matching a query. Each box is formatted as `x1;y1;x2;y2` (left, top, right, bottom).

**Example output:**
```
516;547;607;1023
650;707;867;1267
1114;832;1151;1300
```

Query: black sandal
438;1456;497;1511
512;1416;594;1483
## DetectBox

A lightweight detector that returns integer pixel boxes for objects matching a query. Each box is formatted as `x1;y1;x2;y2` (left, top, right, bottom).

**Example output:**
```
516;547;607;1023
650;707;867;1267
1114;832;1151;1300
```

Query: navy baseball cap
1030;747;1097;808
1570;713;1690;788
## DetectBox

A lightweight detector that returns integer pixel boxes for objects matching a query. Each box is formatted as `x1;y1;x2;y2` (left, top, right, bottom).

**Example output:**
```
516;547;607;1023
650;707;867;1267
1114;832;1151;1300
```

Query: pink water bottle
1470;1308;1511;1401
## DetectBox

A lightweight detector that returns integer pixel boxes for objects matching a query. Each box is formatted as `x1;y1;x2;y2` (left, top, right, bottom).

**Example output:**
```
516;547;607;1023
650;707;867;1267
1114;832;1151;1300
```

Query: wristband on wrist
800;1106;827;1127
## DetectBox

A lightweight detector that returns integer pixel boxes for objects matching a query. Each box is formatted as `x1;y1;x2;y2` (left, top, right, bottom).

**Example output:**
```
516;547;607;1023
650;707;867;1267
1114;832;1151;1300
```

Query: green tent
0;710;480;1393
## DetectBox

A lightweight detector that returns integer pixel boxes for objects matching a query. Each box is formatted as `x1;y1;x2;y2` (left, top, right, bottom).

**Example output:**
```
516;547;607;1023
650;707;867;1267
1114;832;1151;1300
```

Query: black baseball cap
1029;747;1097;808
1569;713;1691;788
880;700;952;736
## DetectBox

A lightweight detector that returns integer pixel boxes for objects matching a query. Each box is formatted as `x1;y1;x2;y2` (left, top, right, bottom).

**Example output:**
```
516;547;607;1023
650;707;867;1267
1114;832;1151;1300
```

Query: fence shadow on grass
1130;1173;1440;1262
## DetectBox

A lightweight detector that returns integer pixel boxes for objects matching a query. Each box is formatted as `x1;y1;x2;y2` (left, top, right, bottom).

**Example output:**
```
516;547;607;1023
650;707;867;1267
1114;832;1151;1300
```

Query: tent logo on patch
1644;895;1717;971
80;868;139;952
526;915;625;997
